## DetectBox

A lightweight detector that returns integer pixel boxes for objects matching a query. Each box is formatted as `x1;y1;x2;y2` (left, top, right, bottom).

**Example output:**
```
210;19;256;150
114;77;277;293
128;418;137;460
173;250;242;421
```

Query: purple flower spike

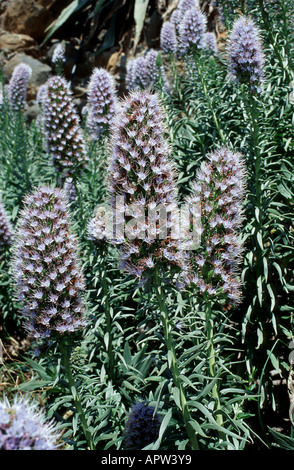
0;200;13;248
86;67;118;141
125;51;168;93
183;147;246;305
160;21;177;54
12;186;87;342
179;7;207;55
228;16;264;93
178;0;200;14
0;395;61;450
205;32;218;55
107;90;182;279
52;43;66;66
42;75;87;178
124;402;161;449
7;63;32;113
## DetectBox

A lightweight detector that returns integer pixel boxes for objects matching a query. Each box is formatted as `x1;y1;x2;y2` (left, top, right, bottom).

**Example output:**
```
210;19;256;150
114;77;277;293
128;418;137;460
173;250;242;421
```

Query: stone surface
0;0;71;40
0;29;40;56
3;53;52;100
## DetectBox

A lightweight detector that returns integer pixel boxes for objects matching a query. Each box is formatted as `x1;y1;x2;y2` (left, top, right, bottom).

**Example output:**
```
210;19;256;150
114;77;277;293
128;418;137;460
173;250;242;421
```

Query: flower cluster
12;186;87;342
107;90;182;279
124;402;161;449
0;200;13;248
204;31;218;55
179;6;207;55
178;0;199;14
125;50;168;92
182;147;246;305
160;21;177;54
52;42;66;67
0;396;60;450
41;76;87;178
86;67;118;141
228;16;264;93
7;63;32;113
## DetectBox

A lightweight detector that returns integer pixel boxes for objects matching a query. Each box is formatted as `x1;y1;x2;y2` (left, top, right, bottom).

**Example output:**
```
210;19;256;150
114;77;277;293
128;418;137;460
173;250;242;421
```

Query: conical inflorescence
12;186;87;342
41;76;87;179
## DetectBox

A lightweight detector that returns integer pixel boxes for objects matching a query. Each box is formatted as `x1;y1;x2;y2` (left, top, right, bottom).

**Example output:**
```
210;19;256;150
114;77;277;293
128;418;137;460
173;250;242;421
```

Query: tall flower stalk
12;186;94;450
107;90;199;449
181;147;246;437
227;15;266;340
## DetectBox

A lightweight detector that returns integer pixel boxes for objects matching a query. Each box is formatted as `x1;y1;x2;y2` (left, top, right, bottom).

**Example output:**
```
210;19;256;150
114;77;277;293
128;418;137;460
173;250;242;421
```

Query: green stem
60;338;95;450
154;268;200;450
101;251;115;382
196;60;227;146
205;301;224;436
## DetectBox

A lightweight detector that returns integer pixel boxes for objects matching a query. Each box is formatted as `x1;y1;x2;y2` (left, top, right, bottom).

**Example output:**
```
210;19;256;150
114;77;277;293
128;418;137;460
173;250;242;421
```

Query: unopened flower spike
12;186;87;344
41;75;87;179
124;402;161;450
7;62;32;113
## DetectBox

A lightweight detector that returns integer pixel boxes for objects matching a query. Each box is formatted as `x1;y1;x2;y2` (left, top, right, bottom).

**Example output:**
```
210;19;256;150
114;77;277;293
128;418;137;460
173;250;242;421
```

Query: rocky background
0;0;223;119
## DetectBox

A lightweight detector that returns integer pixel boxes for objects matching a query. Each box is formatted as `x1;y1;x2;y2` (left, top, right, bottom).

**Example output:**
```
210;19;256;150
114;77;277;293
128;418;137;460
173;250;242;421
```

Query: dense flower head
179;7;207;55
52;42;66;66
41;75;87;178
178;0;200;14
0;395;61;450
181;147;246;305
204;31;218;55
160;21;178;54
125;51;168;93
12;186;87;342
86;67;118;140
0;200;14;248
228;16;264;93
107;90;183;279
124;402;161;449
7;63;32;112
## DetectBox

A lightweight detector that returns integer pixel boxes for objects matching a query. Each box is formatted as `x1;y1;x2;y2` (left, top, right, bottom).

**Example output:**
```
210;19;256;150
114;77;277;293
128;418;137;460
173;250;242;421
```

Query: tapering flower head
41;76;87;178
160;21;177;54
124;402;161;449
12;186;87;342
125;56;149;91
179;7;207;55
178;0;200;14
204;31;218;55
52;42;66;66
7;63;32;112
228;16;264;93
125;52;168;93
182;147;246;305
0;395;61;450
86;67;118;140
107;90;182;279
0;200;14;248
